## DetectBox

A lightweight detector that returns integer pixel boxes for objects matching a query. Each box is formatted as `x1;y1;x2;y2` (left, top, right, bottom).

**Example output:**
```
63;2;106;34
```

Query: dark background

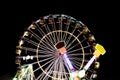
0;1;117;80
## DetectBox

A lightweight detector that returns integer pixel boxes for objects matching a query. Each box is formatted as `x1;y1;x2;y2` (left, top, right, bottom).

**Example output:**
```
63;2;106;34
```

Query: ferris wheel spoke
60;28;63;42
71;58;84;69
38;56;55;63
59;16;62;30
63;62;71;74
68;48;82;54
62;25;70;42
43;59;58;79
36;57;55;73
87;69;95;73
68;53;83;56
27;56;54;66
69;57;83;61
69;57;85;67
44;24;51;33
39;43;55;51
85;76;89;80
62;32;66;41
42;74;49;80
43;34;57;48
68;45;91;54
47;62;58;77
41;57;56;68
22;47;37;53
37;72;45;80
52;31;58;44
58;16;63;41
33;66;41;73
37;64;54;79
58;30;61;42
38;48;54;54
66;43;80;51
37;54;54;58
28;30;54;50
66;36;86;51
28;61;38;65
55;31;60;42
72;56;82;62
84;59;90;63
39;44;55;53
28;29;42;41
52;20;57;31
52;21;59;43
23;37;38;46
66;32;82;49
36;59;56;80
62;63;69;79
58;57;64;79
29;25;55;49
42;38;54;49
72;60;81;70
58;31;62;42
81;36;87;43
35;23;46;37
53;58;59;79
43;74;51;80
60;56;69;79
69;52;91;56
45;25;57;44
48;32;56;45
82;45;91;49
65;27;77;46
38;50;55;55
70;57;89;63
45;33;56;46
40;39;56;51
53;57;68;79
43;24;56;45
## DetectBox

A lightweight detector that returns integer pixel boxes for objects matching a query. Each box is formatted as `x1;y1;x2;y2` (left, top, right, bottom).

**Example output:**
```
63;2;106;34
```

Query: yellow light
88;34;95;41
39;20;44;24
16;49;22;55
23;31;29;36
82;26;89;34
94;62;100;69
93;43;106;58
92;74;97;78
15;59;21;64
75;23;80;28
31;25;36;29
16;46;22;49
19;40;24;46
95;44;106;55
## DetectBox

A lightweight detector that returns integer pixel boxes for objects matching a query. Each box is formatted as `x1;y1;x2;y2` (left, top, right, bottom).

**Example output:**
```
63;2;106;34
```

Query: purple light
63;53;74;71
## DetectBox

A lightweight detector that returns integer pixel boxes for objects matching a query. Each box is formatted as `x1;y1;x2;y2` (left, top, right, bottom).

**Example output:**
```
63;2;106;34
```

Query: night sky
0;1;117;80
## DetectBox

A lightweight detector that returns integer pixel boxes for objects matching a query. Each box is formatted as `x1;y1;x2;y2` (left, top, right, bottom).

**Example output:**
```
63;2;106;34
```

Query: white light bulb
26;55;30;60
30;56;33;60
23;56;26;60
78;70;85;78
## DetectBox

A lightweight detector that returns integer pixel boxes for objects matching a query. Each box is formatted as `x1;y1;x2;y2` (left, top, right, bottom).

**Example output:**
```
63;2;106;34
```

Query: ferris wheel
13;14;106;80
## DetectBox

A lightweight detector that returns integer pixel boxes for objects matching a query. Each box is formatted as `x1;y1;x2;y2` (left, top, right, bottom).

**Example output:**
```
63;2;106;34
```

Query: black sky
0;1;117;80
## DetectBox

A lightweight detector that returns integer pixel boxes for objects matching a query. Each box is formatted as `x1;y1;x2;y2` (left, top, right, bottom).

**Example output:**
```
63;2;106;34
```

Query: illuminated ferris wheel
13;14;106;80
